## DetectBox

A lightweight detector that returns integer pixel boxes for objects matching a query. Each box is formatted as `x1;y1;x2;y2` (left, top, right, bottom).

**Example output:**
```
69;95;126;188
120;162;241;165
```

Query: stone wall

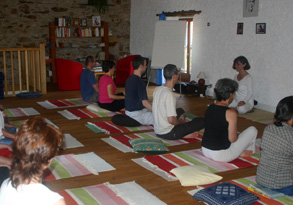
0;0;130;62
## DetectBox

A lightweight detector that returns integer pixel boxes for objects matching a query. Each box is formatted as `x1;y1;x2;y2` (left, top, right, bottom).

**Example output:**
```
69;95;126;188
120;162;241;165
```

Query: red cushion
55;59;83;90
116;55;140;85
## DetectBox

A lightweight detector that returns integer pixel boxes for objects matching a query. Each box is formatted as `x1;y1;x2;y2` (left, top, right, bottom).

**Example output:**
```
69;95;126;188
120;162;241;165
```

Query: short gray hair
163;64;178;80
214;78;238;101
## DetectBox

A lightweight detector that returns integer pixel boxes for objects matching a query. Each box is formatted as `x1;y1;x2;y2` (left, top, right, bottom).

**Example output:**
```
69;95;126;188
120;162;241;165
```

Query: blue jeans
273;185;293;196
0;127;16;145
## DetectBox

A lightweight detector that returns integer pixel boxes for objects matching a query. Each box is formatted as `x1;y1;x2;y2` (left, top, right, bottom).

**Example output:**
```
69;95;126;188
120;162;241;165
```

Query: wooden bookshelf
47;21;109;83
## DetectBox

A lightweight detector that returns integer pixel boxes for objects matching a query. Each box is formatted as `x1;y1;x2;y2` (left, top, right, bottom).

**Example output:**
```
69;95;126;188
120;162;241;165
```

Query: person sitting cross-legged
152;64;204;140
201;78;258;162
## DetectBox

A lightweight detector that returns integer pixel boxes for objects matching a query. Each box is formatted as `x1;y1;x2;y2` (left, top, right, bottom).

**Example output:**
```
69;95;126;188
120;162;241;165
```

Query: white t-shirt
0;179;63;205
152;86;177;135
233;74;253;103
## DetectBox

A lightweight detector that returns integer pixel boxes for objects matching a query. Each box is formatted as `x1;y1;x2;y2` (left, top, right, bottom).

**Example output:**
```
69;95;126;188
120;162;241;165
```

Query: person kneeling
152;64;204;140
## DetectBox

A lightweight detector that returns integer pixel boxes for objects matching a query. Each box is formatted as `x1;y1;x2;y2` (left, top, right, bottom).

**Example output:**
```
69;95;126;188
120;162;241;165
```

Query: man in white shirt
152;64;204;140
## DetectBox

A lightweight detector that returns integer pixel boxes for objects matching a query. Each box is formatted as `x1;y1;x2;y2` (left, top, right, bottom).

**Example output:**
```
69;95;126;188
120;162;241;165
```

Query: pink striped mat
59;181;166;205
102;131;203;153
44;152;115;181
58;108;123;120
133;149;260;181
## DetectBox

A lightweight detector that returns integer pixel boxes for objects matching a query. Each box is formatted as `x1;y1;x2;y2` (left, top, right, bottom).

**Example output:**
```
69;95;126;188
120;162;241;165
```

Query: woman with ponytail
256;96;293;196
0;116;65;204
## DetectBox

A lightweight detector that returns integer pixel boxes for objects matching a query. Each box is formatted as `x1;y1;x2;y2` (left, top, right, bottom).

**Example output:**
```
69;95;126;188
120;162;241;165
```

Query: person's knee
246;126;258;137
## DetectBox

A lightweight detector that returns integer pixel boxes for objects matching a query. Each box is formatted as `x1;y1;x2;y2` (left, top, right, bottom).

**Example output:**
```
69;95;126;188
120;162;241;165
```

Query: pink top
98;75;116;103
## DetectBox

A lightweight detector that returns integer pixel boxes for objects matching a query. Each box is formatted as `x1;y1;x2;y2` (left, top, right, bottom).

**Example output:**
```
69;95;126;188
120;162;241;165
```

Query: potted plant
88;0;108;13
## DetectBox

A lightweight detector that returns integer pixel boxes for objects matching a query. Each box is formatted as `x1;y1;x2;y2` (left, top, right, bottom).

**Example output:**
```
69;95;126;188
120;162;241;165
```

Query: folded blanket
4;107;40;117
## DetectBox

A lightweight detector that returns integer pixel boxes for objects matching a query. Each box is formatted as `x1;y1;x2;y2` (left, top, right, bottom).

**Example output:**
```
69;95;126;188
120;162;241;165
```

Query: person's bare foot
240;150;253;158
183;131;200;139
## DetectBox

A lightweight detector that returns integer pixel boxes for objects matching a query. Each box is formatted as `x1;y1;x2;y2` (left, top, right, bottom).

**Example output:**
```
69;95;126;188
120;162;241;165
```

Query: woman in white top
0;116;65;205
229;56;254;114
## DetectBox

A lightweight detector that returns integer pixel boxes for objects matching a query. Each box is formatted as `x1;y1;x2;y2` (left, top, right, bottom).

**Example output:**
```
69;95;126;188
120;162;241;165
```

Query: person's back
125;74;146;112
80;68;96;101
256;123;293;188
0;179;63;205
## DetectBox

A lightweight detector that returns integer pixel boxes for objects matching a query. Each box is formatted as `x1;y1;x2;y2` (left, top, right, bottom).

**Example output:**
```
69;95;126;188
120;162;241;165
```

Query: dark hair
86;56;95;66
274;96;293;127
232;56;251;70
214;78;238;101
102;60;115;72
10;116;63;188
132;56;146;70
163;64;178;80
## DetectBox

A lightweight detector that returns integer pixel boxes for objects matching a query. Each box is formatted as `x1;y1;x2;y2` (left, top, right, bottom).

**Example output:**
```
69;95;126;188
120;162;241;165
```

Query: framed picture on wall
237;23;244;35
256;23;266;34
81;18;87;27
243;0;259;17
73;18;80;26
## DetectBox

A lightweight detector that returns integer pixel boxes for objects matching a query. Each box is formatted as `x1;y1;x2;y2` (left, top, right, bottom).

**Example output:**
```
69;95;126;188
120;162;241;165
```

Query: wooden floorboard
1;84;266;205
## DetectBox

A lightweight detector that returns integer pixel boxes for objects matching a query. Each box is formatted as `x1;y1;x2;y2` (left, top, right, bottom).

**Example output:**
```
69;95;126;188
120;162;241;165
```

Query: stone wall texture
0;0;130;62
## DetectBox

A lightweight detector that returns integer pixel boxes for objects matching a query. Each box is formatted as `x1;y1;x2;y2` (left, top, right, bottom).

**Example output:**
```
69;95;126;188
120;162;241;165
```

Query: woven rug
4;107;40;117
44;152;115;181
86;121;153;134
58;108;123;120
59;181;166;205
239;109;274;125
10;118;59;129
102;130;204;153
132;149;260;181
188;176;293;205
37;98;92;109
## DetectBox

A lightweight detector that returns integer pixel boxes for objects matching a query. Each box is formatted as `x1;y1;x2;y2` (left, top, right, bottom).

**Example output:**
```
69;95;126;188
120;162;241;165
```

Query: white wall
130;0;293;112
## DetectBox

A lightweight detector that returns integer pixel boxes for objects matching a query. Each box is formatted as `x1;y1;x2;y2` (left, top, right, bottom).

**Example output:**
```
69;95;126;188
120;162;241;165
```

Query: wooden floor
1;84;267;205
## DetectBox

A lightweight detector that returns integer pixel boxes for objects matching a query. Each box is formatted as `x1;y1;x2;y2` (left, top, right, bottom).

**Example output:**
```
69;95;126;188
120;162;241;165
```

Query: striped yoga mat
4;107;40;117
44;152;115;181
102;131;204;153
86;121;153;134
132;149;260;181
37;98;92;109
59;181;166;205
10;118;59;129
239;109;274;125
58;108;123;120
188;176;293;205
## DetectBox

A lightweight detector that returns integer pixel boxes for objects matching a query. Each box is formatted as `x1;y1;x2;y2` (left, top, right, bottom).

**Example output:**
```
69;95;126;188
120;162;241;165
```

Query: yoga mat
58;108;122;120
44;152;115;181
4;107;40;117
188;176;293;205
102;131;203;153
10;118;59;129
37;98;92;109
59;181;166;205
86;121;153;134
63;133;84;149
132;149;260;181
239;109;274;125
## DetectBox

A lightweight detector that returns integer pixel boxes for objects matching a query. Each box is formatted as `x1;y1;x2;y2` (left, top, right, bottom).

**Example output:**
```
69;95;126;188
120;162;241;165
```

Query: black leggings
157;108;205;140
98;93;125;112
